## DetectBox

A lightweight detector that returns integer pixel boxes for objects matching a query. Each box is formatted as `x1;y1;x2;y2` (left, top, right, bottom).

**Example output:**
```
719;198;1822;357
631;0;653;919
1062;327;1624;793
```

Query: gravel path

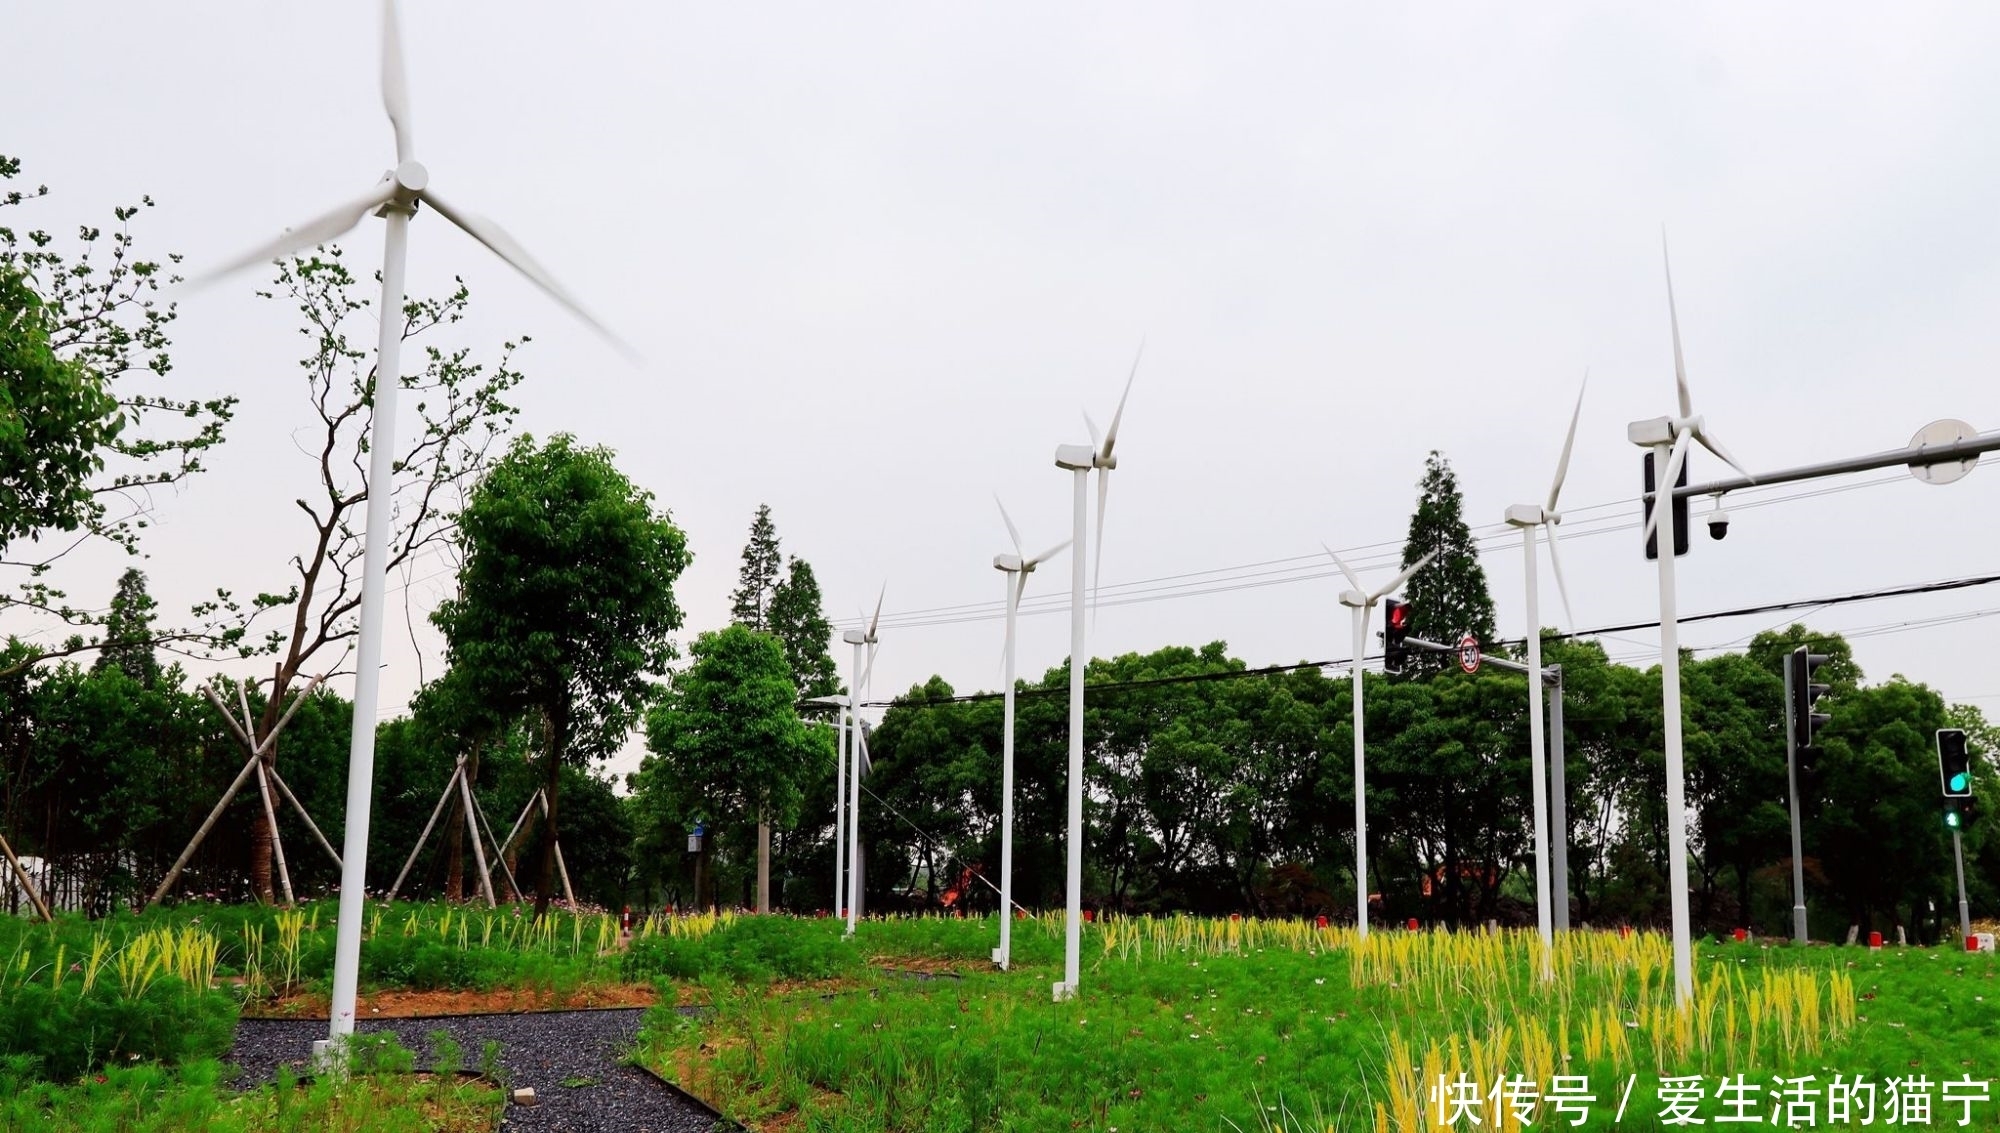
228;1009;726;1132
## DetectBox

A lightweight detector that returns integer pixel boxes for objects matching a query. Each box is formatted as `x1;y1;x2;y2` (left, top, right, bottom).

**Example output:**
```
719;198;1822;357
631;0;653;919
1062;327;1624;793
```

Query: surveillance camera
1706;508;1730;541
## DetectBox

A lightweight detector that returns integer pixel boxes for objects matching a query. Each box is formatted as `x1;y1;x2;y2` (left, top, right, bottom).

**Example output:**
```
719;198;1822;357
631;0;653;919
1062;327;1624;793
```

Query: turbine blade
1663;232;1692;420
1321;543;1364;595
1375;548;1438;602
1693;425;1754;484
1027;538;1072;567
381;0;414;164
188;182;396;288
868;584;885;640
995;495;1023;559
1083;411;1101;452
1640;431;1692;548
1546;369;1588;514
419;190;639;362
1543;523;1577;634
1091;469;1111;614
1101;341;1142;460
863;641;879;693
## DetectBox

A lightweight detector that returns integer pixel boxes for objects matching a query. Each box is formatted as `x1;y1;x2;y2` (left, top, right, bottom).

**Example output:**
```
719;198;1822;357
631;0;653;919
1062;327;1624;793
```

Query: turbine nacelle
1628;416;1677;447
1338;589;1368;609
1054;443;1097;471
994;554;1025;572
840;629;867;646
1503;503;1548;528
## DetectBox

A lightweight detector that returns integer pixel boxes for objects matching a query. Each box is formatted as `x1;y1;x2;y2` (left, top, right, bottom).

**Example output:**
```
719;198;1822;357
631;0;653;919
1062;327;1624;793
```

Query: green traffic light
1951;772;1971;793
1947;810;1963;829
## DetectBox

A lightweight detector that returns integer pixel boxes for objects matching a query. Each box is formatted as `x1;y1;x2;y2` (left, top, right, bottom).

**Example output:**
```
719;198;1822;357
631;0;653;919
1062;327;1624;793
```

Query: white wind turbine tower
196;0;626;1061
1632;239;1753;1006
1050;353;1138;1001
991;499;1070;971
1323;546;1436;940
839;590;883;937
1501;374;1587;976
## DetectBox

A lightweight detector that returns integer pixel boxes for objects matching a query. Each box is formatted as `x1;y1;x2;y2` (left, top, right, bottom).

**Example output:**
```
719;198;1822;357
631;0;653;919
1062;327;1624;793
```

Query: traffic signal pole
1954;830;1971;942
1783;657;1808;944
1407;638;1571;938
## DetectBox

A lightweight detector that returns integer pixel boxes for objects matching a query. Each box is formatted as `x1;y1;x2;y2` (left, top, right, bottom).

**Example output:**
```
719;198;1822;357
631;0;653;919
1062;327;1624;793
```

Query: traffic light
1938;729;1973;797
1382;599;1413;675
1945;795;1969;830
1643;450;1690;559
1787;647;1831;756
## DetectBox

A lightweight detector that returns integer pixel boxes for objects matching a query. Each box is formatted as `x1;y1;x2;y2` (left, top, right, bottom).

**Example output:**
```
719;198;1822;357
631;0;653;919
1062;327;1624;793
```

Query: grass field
3;903;1997;1129
643;914;2000;1132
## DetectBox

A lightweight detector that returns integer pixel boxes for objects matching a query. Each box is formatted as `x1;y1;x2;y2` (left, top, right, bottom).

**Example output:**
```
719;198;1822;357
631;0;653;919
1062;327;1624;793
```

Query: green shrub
0;975;236;1082
622;917;862;984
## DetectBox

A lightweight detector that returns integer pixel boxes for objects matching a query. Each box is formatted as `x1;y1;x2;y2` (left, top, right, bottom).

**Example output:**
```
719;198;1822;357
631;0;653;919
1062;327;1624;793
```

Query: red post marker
1083;909;1095;923
1868;931;1883;949
1316;915;1328;929
1732;928;1746;943
621;906;632;932
1969;935;1981;953
1620;925;1631;939
1230;913;1240;923
1407;918;1419;931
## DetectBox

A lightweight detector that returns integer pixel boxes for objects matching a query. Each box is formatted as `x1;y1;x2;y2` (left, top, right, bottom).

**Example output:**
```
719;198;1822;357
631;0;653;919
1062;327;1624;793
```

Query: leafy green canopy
0;267;119;552
433;432;691;764
636;624;830;834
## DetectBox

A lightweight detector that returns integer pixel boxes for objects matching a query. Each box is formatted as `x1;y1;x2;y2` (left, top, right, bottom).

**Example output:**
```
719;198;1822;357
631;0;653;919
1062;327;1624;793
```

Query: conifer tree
729;504;783;631
1397;451;1496;676
90;567;160;688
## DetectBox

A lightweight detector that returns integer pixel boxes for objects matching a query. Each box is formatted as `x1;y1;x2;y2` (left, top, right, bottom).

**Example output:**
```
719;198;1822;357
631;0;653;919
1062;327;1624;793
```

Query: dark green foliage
360;934;500;991
622;916;862;984
91;568;161;688
0;976;235;1082
1397;451;1496;676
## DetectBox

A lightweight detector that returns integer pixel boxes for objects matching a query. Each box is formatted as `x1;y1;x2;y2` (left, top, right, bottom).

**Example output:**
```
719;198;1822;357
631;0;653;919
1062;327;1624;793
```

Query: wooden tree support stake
0;828;52;922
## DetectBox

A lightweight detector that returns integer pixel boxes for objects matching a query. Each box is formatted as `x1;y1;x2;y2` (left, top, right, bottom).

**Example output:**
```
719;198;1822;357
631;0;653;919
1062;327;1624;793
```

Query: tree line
4;157;1992;941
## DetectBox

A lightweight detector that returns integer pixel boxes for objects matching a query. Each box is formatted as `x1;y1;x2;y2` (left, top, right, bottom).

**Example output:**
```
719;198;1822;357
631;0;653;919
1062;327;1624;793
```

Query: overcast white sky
11;2;2000;780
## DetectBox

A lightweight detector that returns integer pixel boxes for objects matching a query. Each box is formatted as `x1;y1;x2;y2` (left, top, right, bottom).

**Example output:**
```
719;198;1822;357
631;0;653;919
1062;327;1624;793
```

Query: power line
859;569;2000;707
841;457;1998;634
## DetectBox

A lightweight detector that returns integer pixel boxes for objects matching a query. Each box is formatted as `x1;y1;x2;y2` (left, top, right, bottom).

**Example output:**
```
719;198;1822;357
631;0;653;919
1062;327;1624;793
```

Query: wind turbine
991;499;1071;971
1050;351;1138;1001
196;1;626;1060
1501;374;1587;976
1630;237;1753;1005
1323;546;1436;940
840;589;883;937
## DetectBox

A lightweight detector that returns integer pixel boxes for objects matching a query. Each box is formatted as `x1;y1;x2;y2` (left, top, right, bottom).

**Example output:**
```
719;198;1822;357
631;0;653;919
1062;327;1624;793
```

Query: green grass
639;915;2000;1132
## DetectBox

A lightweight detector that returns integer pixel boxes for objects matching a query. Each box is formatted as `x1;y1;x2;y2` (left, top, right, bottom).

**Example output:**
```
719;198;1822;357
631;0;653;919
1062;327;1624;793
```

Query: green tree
433;433;691;916
225;251;527;902
729;504;783;631
1;156;238;675
90;568;160;688
1397;452;1496;676
634;624;829;913
0;266;117;552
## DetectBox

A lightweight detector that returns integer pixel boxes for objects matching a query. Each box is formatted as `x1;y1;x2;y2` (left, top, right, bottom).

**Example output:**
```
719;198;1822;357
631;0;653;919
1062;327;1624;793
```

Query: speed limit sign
1457;634;1481;675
